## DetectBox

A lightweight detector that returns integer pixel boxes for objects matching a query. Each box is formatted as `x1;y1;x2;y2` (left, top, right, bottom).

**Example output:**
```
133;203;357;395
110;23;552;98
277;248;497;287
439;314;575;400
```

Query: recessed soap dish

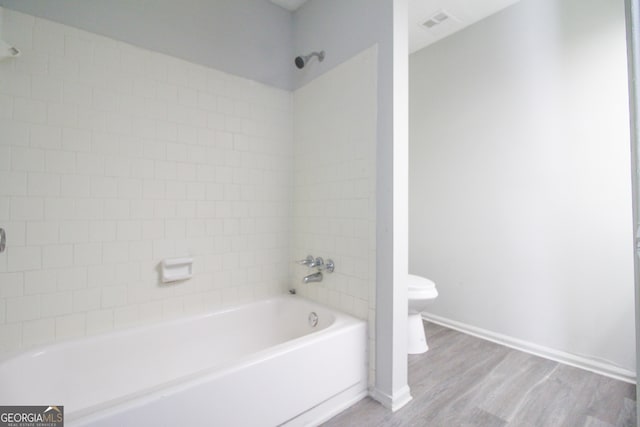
161;257;193;283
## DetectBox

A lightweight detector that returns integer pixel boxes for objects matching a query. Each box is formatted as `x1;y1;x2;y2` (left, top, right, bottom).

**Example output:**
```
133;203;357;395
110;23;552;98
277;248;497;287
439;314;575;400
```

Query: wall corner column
373;0;411;411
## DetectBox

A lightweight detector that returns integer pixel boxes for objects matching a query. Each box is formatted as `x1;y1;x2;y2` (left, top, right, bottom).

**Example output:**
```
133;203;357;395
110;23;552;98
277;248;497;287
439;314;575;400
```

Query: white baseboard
422;313;636;384
369;384;412;412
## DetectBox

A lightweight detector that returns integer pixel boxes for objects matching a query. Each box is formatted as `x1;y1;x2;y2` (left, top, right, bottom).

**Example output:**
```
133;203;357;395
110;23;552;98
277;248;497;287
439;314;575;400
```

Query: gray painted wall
410;0;635;374
292;0;387;89
0;0;294;90
0;0;402;92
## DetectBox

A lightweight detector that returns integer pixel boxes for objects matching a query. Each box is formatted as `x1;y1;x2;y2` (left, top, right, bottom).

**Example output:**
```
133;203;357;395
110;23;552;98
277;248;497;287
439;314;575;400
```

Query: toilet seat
408;275;438;299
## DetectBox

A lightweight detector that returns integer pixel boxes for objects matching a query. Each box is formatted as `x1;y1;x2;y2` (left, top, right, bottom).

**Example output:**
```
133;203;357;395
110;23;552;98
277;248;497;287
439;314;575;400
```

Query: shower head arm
295;50;325;69
306;51;325;62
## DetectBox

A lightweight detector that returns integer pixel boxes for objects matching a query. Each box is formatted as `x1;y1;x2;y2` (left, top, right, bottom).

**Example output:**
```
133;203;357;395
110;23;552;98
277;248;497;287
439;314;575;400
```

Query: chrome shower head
294;50;325;69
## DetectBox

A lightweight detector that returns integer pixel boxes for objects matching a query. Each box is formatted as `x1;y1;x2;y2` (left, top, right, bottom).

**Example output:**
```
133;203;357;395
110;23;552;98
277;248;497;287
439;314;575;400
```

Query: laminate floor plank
423;322;448;336
321;397;388;427
409;347;508;401
474;350;558;421
457;407;507;427
504;369;580;427
403;345;511;425
584;374;636;425
321;322;636;427
615;398;636;427
583;416;615;427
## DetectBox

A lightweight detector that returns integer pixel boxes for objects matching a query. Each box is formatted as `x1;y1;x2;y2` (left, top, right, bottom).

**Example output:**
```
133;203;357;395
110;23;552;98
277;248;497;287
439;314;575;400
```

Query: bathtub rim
0;293;355;365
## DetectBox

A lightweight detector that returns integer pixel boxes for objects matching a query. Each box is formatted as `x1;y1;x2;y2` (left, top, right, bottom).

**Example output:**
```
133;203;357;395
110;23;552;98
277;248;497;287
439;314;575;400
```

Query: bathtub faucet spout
303;272;323;284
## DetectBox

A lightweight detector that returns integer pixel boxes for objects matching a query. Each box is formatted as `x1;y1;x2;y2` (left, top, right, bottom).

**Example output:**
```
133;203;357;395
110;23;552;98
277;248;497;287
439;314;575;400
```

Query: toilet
407;274;438;354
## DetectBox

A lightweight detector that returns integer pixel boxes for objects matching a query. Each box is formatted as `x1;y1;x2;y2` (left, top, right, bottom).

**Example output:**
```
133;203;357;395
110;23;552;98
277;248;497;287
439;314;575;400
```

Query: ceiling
270;0;520;54
407;0;519;53
269;0;308;11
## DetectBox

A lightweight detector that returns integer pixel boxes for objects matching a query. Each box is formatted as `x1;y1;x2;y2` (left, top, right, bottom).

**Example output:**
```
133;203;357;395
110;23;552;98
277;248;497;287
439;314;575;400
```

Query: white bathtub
0;295;368;426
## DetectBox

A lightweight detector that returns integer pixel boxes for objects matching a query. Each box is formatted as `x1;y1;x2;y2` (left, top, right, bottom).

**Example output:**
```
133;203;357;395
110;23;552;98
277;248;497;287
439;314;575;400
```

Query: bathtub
0;295;368;426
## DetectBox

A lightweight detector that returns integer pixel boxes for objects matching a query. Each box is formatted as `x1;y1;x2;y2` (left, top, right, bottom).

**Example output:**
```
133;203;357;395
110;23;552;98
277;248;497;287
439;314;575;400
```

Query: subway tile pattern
0;9;293;352
291;47;377;385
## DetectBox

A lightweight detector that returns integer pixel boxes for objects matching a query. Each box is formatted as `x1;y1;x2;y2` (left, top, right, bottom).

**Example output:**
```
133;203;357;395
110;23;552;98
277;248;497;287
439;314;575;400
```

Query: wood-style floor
322;322;636;427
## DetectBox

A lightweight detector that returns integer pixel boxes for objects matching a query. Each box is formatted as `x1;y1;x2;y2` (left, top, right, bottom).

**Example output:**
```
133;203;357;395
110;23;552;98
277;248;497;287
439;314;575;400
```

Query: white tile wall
291;47;377;384
292;46;376;316
0;9;293;353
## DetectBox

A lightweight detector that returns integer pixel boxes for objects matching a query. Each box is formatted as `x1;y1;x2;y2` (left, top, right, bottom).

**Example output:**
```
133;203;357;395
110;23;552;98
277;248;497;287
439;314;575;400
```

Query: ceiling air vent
422;10;452;29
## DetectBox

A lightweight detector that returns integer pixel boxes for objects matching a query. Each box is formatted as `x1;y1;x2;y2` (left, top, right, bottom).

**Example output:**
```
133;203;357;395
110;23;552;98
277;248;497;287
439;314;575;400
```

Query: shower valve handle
324;259;335;273
297;255;314;266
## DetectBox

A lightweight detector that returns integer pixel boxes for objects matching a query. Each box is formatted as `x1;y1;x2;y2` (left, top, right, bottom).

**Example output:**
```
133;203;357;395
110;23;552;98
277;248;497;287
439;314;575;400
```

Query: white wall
409;0;635;374
0;8;293;353
0;0;293;90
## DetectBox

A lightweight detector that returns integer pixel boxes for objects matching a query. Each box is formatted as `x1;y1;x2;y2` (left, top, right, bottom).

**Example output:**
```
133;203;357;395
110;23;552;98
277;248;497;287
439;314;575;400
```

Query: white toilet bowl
407;274;438;354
